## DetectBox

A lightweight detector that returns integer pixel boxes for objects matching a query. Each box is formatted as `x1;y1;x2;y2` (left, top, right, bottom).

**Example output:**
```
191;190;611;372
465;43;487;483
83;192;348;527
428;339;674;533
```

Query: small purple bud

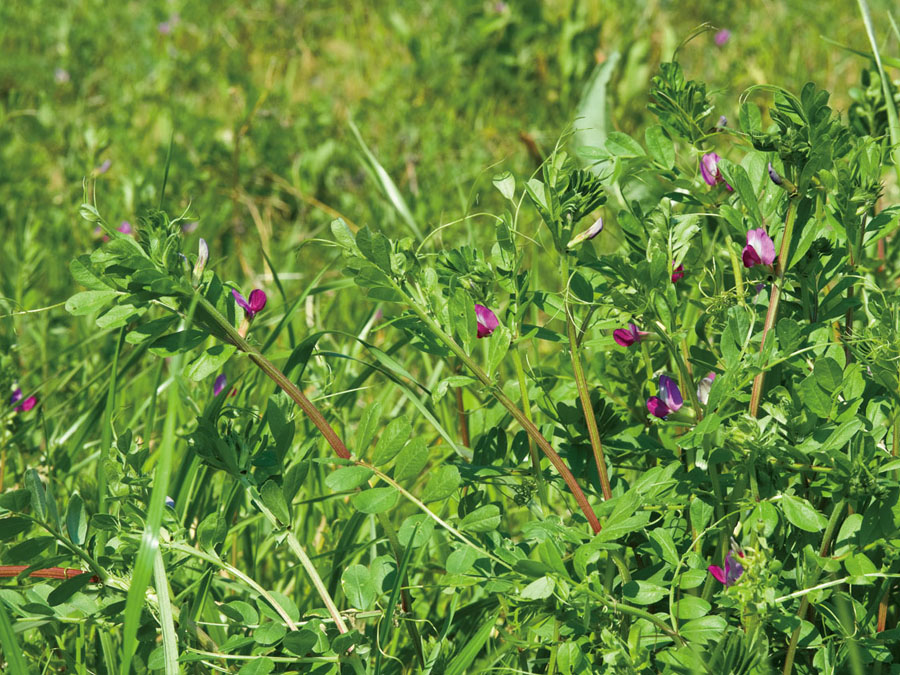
566;217;603;248
717;115;728;128
214;374;227;397
10;388;23;407
193;238;208;286
768;162;784;186
715;29;731;46
613;323;649;348
96;159;111;175
232;288;267;319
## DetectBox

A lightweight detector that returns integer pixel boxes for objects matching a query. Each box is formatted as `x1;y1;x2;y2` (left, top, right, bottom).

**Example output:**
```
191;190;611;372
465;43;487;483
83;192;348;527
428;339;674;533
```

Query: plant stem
782;499;846;675
454;386;470;447
511;346;549;509
724;234;746;302
395;287;603;533
750;198;798;417
586;588;685;645
194;294;351;459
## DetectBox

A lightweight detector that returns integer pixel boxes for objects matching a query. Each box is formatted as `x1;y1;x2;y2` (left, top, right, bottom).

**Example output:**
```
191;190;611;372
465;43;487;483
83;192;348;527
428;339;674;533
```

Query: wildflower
714;29;731;46
566;217;603;248
96;159;111;175
10;388;36;413
646;375;683;419
767;162;783;186
192;238;208;286
697;372;716;405
214;374;227;397
117;221;133;235
232;288;267;319
699;153;732;191
742;228;776;268
165;496;176;509
475;304;499;338
671;263;685;283
708;550;744;587
613;323;649;348
717;115;728;128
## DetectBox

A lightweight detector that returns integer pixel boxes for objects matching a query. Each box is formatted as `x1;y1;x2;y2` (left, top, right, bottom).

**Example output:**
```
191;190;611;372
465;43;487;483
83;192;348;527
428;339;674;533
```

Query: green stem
724;234;746;302
782;499;846;675
650;324;702;420
511;347;549;510
586;588;685;645
392;283;603;533
750;198;798;417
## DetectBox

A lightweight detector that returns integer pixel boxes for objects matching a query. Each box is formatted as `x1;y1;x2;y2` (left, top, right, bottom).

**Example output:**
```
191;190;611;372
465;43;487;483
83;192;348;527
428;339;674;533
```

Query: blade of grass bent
0;598;31;674
153;550;179;675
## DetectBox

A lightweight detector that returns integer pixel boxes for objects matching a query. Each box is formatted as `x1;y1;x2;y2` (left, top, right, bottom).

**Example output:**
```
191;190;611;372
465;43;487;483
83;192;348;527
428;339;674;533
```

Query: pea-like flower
214;374;227;397
671;263;685;283
767;162;783;186
192;238;208;286
475;304;499;338
708;550;744;587
232;288;267;319
699;153;733;191
697;372;716;405
646;375;683;419
10;388;36;413
613;323;649;348
566;217;603;248
742;228;776;268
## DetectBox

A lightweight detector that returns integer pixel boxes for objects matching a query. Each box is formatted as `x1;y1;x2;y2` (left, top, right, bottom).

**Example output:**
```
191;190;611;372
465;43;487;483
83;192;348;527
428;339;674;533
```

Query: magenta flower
10;388;36;413
117;221;133;235
646;375;683;419
475;304;499;338
714;29;731;46
214;374;227;397
697;372;716;405
742;228;776;268
671;263;685;283
566;217;603;248
232;288;267;319
613;323;649;348
699;153;733;191
708;550;744;587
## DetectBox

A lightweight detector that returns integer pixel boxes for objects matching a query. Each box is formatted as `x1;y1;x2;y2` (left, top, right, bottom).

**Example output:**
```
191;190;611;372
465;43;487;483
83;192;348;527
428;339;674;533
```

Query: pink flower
671;263;685;283
699;153;733;191
742;228;776;268
697;372;716;405
10;388;36;413
117;221;133;235
714;29;731;46
708;550;744;587
232;288;267;319
474;304;499;338
613;323;649;347
646;375;683;419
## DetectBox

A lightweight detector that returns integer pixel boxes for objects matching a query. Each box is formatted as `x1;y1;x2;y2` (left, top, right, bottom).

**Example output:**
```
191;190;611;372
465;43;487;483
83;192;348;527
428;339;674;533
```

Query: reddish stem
0;566;99;583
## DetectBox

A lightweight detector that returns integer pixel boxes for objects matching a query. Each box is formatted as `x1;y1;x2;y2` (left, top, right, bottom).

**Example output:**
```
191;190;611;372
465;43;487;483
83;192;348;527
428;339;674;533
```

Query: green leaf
680;615;727;645
95;301;146;329
459;504;501;533
446;547;481;574
284;629;319;656
449;288;476;354
486;325;511;378
65;493;87;546
371;415;412;465
252;622;286;647
398;514;435;548
0;599;30;675
445;608;501;675
260;480;291;525
673;596;711;620
25;469;47;522
0;517;31;541
648;529;679;567
351;487;399;514
149;330;206;357
813;357;843;391
65;290;118;315
48;571;94;606
492;172;516;201
187;344;236;381
605;131;645;157
521;576;555;600
421;465;460;502
718;159;762;227
570;271;593;303
355;401;383;455
781;495;827;532
70;255;110;290
394;438;429;483
238;658;275;675
325;466;374;492
341;564;376;610
645;125;675;169
622;580;668;605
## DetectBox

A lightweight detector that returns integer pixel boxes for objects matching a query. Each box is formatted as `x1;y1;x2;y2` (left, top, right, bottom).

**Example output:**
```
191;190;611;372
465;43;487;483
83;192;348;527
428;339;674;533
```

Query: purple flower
117;221;133;235
214;374;227;397
708;550;744;587
474;304;499;338
566;217;603;248
717;115;728;128
699;153;733;191
742;228;776;268
613;323;649;348
714;29;731;46
165;496;176;509
647;375;684;419
96;159;111;175
768;162;784;186
10;388;36;413
232;288;267;319
671;263;685;283
697;372;716;405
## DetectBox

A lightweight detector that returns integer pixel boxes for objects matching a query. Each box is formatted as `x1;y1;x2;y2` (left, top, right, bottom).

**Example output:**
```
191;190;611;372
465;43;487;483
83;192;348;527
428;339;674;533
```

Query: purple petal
247;289;267;315
117;221;133;235
10;388;23;406
671;264;684;283
97;159;111;174
474;304;499;338
700;153;720;187
232;288;251;312
646;396;671;419
724;551;744;586
659;375;683;413
165;496;176;509
768;162;784;186
613;328;636;347
746;228;776;266
708;565;727;585
742;244;762;268
17;396;37;413
214;374;227;397
714;29;731;46
717;115;728;128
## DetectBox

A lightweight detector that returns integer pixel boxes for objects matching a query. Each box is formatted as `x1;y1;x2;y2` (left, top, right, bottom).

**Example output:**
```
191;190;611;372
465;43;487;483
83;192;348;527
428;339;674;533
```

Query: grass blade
0;598;31;674
153;550;179;675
